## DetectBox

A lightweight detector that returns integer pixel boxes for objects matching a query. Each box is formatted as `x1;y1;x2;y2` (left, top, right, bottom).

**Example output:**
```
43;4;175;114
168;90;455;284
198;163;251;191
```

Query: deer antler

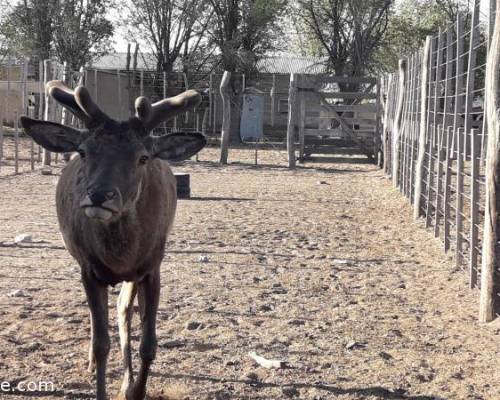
135;90;201;132
47;80;108;128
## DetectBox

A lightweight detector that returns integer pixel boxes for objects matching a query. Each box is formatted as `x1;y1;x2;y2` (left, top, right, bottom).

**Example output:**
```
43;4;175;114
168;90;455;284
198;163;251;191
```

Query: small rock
160;339;186;349
451;369;464;380
282;385;299;398
272;284;288;294
41;166;52;175
199;255;209;263
245;372;259;382
317;180;329;185
332;259;350;265
288;319;305;326
8;289;27;297
24;342;42;352
387;329;403;338
259;304;273;312
186;321;203;330
379;351;393;360
14;234;32;244
47;311;64;318
345;341;366;350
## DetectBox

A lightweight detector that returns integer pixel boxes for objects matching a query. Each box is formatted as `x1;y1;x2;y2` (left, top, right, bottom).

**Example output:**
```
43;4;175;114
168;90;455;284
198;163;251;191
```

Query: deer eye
77;149;86;159
139;155;149;165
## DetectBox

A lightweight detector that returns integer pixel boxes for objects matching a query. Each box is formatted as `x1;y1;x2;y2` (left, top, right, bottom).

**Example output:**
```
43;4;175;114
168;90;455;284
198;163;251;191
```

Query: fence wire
383;0;489;291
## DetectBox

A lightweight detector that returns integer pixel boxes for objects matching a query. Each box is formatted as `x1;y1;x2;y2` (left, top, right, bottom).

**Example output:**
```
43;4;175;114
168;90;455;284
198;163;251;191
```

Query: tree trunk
479;0;500;323
219;71;232;164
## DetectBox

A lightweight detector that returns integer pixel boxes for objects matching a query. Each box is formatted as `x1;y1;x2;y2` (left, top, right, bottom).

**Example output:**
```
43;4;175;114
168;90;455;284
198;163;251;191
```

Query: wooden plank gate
286;74;381;167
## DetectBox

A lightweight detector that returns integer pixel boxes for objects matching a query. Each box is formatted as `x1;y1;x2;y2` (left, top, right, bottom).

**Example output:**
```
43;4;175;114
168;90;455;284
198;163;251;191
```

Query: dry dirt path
0;148;499;400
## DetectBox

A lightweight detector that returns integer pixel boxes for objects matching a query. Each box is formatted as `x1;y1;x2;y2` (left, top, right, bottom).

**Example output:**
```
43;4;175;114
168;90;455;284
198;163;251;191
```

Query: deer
20;81;206;400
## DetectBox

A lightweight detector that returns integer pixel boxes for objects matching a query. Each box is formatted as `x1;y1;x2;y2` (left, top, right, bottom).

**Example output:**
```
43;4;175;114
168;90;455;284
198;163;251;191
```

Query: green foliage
209;0;287;73
295;0;393;80
0;0;113;67
0;0;57;60
373;0;458;72
53;0;114;69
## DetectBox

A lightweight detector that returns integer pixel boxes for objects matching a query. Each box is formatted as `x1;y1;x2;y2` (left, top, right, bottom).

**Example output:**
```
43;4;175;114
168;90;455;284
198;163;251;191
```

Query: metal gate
290;74;381;161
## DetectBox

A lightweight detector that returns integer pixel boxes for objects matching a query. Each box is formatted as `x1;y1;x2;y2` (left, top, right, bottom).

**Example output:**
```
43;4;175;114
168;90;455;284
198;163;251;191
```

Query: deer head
20;81;206;221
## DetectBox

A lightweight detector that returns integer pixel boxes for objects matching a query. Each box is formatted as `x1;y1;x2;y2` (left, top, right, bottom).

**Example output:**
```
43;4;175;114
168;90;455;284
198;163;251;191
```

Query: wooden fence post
14;111;19;174
42;59;53;171
470;129;480;288
464;0;480;158
443;126;453;251
219;71;231;165
392;59;406;186
452;15;465;159
287;73;298;169
271;74;276;127
117;69;123;120
480;0;500;323
376;77;382;167
381;74;393;173
0;80;3;168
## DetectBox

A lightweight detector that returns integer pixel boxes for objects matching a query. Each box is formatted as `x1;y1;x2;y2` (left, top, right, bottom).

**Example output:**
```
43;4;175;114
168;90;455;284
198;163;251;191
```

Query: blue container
240;88;264;141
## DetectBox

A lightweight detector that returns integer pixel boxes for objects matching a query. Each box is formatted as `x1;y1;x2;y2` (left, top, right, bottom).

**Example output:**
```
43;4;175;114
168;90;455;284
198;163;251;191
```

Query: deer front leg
129;270;160;400
82;270;110;400
117;281;137;399
88;317;95;373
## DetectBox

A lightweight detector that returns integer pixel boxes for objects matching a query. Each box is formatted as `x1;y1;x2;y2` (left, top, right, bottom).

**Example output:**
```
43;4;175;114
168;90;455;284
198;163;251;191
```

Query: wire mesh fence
0;61;299;176
382;0;490;296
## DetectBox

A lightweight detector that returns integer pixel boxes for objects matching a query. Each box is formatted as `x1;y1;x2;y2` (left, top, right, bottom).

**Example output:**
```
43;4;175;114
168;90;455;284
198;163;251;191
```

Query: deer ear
144;132;206;162
20;116;87;153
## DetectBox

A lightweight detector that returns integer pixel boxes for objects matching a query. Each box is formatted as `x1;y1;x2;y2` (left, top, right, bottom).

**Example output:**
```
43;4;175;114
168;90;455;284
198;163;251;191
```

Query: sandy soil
0;146;499;400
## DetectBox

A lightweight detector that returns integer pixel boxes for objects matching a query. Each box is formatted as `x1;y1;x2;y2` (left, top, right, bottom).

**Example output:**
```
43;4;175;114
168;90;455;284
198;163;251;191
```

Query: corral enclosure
3;0;500;398
1;147;500;400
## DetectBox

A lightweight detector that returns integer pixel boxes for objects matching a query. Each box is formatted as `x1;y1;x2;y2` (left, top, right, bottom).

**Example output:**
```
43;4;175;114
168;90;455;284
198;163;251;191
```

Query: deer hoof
115;388;140;400
87;360;95;374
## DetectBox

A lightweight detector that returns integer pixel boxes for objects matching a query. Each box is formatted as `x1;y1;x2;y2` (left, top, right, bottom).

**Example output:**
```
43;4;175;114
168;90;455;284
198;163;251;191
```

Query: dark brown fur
20;82;205;400
57;156;177;285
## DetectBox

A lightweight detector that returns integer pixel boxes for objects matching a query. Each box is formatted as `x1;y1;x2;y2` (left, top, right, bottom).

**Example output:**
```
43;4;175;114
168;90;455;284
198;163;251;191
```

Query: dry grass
0;146;500;399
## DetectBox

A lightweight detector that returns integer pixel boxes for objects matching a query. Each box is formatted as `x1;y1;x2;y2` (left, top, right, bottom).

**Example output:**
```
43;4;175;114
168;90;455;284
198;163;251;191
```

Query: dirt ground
1;146;500;400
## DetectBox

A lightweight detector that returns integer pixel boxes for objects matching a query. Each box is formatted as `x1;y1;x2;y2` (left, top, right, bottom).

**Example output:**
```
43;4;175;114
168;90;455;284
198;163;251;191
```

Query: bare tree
435;0;470;23
0;0;113;67
297;0;393;81
0;0;57;60
207;0;285;73
53;0;114;69
125;0;212;73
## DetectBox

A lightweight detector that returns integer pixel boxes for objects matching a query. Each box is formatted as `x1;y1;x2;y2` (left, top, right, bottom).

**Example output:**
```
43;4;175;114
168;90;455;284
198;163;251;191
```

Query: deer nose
87;188;117;205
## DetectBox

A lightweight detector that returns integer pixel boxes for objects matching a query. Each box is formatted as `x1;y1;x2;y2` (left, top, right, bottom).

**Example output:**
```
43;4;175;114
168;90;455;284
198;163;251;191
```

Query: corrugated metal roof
91;53;326;74
89;52;160;70
256;56;327;74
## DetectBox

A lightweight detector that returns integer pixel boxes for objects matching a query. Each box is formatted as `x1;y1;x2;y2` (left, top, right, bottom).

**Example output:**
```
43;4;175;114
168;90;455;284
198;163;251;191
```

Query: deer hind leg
82;272;110;400
117;281;137;398
88;317;95;373
128;269;160;400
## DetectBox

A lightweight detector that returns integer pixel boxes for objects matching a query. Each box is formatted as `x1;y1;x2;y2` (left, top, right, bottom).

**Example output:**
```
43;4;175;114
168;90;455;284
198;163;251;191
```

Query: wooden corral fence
0;58;74;176
286;74;381;168
84;69;296;143
381;0;500;322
